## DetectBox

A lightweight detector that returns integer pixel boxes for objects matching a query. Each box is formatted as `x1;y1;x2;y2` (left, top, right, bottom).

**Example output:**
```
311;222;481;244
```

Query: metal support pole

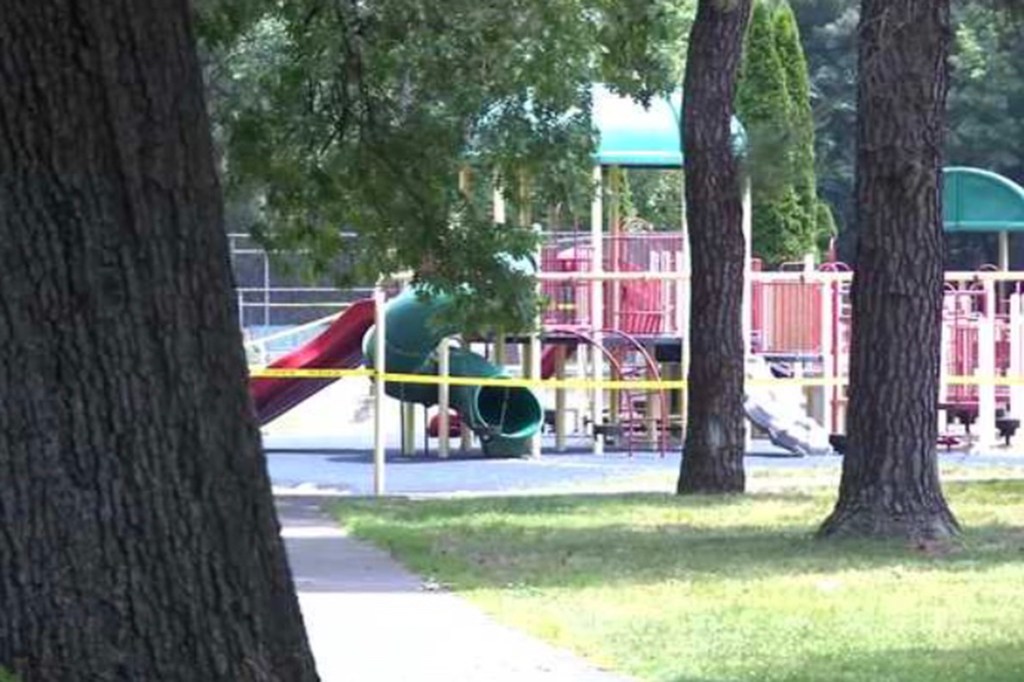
819;277;835;434
372;286;387;495
400;402;416;456
741;176;753;452
459;337;473;453
262;252;271;328
645;382;658;447
529;219;543;459
978;279;997;450
438;337;451;458
1011;294;1023;439
939;308;950;430
590;165;605;454
608;168;622;441
494;336;507;366
679;172;690;441
554;346;568;451
528;334;542;458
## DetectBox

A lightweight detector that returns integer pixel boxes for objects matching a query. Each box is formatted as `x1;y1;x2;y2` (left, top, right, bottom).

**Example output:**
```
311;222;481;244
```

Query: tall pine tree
774;0;827;252
737;0;831;264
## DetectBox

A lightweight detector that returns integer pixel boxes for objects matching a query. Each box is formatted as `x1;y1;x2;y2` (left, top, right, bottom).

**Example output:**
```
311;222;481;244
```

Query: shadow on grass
339;490;822;520
667;642;1024;682
333;484;1024;591
374;522;1024;590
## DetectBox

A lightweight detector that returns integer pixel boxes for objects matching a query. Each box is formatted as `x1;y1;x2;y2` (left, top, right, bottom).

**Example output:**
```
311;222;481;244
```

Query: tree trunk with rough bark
819;0;958;540
677;0;753;494
0;2;319;680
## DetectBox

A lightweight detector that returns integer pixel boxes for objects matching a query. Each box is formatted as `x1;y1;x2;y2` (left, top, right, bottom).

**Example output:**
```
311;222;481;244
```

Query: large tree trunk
0;2;319;680
819;0;958;540
677;0;752;494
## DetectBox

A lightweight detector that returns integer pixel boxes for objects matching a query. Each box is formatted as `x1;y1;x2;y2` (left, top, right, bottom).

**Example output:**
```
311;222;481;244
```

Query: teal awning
592;85;746;168
944;166;1024;232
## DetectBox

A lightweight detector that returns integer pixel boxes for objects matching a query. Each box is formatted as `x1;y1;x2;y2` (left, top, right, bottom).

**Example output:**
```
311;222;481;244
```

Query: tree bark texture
819;0;958;540
0;2;319;680
677;0;752;494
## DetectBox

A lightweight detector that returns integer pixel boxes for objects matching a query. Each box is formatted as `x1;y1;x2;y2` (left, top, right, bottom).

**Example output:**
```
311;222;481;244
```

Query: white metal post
741;177;753;452
528;333;542;458
437;337;451;458
999;231;1010;271
400;402;416;456
819;275;835;434
459;337;473;452
576;336;589;437
978;279;997;450
372;286;387;495
679;172;690;439
1011;294;1023;439
494;336;506;365
493;184;506;225
530;223;543;459
939;310;950;431
590;165;605;454
554;346;567;451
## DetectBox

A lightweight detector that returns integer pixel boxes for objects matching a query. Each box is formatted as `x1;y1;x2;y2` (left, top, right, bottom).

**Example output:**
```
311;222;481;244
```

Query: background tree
736;0;825;264
677;0;753;494
0;1;318;679
793;0;1024;265
774;1;835;254
204;0;696;333
819;0;959;539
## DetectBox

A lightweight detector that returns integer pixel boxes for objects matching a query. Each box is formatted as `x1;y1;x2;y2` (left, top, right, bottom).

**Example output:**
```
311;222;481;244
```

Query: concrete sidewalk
278;497;632;682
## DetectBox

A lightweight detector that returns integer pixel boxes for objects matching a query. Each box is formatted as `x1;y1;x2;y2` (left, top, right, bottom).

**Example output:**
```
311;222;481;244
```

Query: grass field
334;474;1024;682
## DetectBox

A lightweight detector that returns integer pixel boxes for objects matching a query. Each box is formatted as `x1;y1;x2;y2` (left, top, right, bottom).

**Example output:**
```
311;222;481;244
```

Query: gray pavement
273;441;1023;680
279;497;632;682
267;444;1024;498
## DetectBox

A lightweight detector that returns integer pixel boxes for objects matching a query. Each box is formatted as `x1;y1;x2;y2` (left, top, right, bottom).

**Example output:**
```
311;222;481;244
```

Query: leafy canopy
200;0;694;332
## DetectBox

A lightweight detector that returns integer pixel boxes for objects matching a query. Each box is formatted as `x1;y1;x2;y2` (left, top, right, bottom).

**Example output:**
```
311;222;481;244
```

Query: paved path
279;497;632;682
268;447;1024;497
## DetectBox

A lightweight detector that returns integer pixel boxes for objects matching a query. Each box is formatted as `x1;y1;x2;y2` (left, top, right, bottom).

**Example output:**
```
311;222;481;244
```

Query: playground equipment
745;355;831;456
243;82;1024;472
250;299;375;425
362;288;543;457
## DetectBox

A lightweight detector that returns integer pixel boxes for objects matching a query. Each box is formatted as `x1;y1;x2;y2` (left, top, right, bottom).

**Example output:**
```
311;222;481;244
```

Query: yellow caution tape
945;375;1024;386
247;367;1024;390
249;367;375;379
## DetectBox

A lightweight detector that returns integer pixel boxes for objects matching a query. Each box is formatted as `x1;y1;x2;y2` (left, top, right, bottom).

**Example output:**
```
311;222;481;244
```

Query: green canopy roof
944;166;1024;232
592;85;746;168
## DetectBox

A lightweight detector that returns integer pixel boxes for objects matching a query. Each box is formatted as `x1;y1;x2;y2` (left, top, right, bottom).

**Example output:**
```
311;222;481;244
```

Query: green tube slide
362;288;543;457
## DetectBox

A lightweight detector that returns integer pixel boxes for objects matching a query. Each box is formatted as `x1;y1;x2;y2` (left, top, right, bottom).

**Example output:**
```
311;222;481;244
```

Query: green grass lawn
333;474;1024;682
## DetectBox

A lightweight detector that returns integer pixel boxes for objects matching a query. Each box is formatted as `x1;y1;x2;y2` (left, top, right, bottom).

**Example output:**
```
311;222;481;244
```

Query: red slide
250;299;376;426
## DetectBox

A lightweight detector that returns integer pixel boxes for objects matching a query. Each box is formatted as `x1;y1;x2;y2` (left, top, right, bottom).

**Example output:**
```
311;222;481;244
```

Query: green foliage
0;668;21;682
736;0;792;196
596;0;696;104
752;188;807;264
201;0;695;333
773;2;817;219
193;0;270;48
793;0;1024;265
736;0;823;264
623;169;684;230
816;199;837;252
947;3;1024;177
